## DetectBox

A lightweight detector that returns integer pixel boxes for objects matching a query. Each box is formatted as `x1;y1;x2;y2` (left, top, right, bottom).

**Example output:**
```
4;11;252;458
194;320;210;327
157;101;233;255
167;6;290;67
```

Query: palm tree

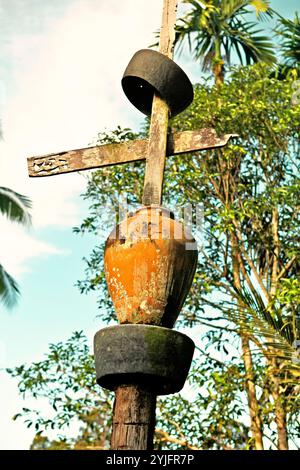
175;0;276;85
226;286;300;379
0;122;32;308
276;13;300;70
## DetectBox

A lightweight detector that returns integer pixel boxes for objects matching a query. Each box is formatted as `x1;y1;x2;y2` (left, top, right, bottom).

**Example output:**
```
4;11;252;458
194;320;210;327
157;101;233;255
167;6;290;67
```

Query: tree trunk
213;37;224;86
269;208;288;449
269;358;289;450
231;233;264;450
213;61;224;87
241;335;264;450
274;390;289;450
110;385;156;450
270;208;279;296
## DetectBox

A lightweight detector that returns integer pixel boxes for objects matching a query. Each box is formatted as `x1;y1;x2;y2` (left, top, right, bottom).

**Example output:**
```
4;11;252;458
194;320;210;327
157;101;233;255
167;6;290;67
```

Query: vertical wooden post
142;0;178;206
111;386;157;450
111;0;178;450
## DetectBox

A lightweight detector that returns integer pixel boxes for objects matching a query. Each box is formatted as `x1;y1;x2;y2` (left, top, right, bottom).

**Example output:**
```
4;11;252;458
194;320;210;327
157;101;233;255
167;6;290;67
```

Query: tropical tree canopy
175;0;276;84
276;13;300;69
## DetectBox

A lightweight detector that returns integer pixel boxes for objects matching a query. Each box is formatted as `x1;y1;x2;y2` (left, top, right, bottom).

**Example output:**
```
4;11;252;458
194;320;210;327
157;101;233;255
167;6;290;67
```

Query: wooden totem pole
27;0;235;450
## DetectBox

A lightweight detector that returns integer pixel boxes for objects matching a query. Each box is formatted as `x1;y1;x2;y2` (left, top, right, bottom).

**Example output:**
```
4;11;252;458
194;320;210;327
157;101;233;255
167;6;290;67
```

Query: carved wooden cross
27;0;235;207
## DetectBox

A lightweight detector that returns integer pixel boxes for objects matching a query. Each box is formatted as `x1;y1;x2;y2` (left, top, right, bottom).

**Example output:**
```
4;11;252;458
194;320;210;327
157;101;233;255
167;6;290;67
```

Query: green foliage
0;186;32;308
227;286;300;378
0;264;20;309
8;331;113;449
0;186;32;226
155;342;252;450
30;434;71;450
276;13;300;70
175;0;276;83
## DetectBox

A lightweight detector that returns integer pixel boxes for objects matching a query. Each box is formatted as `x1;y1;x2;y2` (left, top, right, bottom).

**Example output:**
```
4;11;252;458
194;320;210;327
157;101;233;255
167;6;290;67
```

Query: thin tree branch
232;220;270;302
277;255;296;281
155;429;200;450
270;208;280;297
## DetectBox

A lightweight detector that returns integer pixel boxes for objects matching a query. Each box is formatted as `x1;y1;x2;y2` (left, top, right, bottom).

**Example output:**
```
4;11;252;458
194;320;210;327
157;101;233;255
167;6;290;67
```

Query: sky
0;0;299;450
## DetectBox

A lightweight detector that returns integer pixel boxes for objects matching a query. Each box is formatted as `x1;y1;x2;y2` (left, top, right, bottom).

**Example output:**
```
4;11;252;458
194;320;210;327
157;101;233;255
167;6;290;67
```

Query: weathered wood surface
142;0;178;206
110;385;156;450
27;129;236;177
142;96;170;205
159;0;177;59
27;139;148;177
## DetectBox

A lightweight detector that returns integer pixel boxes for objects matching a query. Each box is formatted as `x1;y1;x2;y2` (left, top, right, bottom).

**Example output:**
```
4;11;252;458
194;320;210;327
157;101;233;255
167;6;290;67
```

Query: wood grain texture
27;139;147;177
159;0;178;58
27;129;236;177
110;385;156;450
142;0;178;206
142;95;169;206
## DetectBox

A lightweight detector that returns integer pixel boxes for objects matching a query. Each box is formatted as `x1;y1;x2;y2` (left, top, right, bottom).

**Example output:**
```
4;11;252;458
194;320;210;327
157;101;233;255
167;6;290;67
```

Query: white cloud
0;0;162;273
0;220;67;277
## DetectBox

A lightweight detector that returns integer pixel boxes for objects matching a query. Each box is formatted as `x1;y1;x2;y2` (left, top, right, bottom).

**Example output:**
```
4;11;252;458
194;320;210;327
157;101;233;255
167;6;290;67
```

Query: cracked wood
142;0;178;206
27;129;236;177
110;385;156;450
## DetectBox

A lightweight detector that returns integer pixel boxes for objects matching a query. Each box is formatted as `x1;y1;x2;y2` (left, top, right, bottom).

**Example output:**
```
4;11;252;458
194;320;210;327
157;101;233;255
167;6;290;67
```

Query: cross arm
27;129;237;177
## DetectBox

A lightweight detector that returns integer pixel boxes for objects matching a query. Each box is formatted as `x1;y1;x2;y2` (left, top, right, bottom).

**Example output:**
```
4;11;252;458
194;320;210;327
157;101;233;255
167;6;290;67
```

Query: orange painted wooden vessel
104;206;198;327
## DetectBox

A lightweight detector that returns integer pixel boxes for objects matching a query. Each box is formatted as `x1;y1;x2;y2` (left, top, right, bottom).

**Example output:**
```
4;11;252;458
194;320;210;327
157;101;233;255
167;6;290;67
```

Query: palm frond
175;0;276;78
276;13;300;68
221;0;254;21
225;20;276;65
250;0;273;20
0;186;32;226
223;286;300;380
0;264;20;309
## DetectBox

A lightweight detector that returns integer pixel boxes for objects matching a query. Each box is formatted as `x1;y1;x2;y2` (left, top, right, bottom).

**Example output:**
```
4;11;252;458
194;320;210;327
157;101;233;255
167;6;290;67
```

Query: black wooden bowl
122;49;194;117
